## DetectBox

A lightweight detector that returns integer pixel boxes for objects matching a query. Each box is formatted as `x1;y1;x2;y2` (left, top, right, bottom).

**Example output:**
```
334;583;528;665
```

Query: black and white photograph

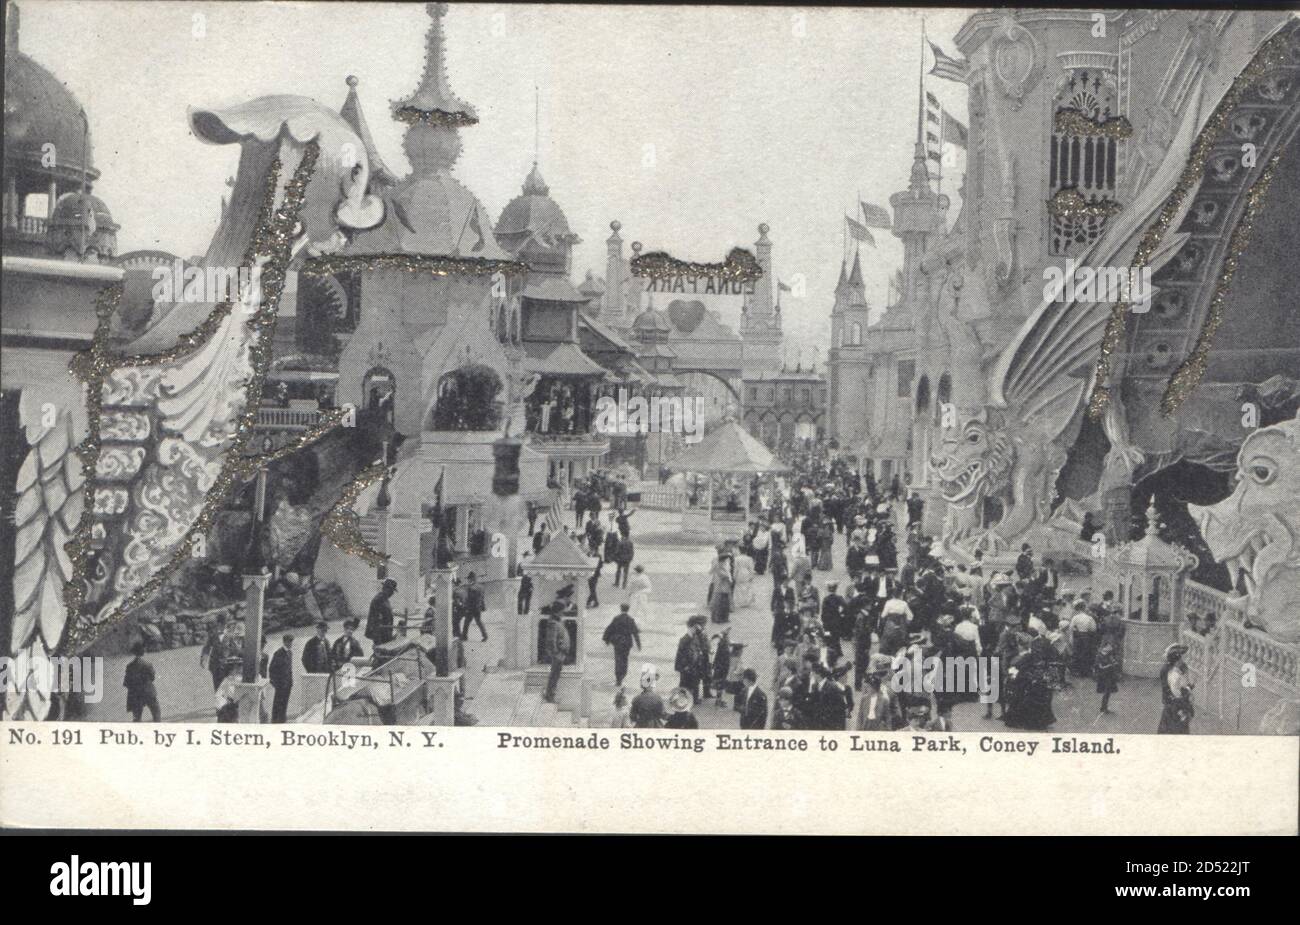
1;2;1298;838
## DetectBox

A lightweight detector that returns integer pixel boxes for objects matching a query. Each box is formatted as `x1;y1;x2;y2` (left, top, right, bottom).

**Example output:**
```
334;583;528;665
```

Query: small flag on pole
859;201;891;229
778;280;792;293
928;40;969;83
543;487;565;535
942;110;968;149
845;215;875;247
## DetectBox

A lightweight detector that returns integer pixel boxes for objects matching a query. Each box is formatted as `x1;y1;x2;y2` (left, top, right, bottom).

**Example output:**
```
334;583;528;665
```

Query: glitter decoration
1046;189;1122;220
1052;110;1134;139
392;107;477;128
61;145;321;653
1160;153;1281;417
1086;26;1295;421
301;253;526;279
230;406;352;480
630;246;762;283
320;462;390;567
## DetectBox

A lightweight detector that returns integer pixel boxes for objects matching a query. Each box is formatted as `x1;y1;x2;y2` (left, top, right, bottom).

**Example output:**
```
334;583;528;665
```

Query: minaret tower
889;36;947;309
740;222;783;375
601;220;626;327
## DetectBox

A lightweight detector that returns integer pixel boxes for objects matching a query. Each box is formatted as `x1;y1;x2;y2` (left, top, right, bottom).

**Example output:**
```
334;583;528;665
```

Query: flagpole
917;16;925;150
937;100;944;198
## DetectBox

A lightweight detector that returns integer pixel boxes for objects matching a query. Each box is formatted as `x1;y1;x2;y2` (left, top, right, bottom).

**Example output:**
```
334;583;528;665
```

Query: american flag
928;40;969;83
543;486;566;534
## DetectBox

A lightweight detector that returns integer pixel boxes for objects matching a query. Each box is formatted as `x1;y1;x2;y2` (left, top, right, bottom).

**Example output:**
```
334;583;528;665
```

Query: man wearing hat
735;668;768;729
366;578;398;647
301;621;332;675
601;603;642;687
674;616;711;704
1015;543;1035;582
331;619;364;669
542;605;571;704
459;572;488;642
268;634;295;723
821;581;847;660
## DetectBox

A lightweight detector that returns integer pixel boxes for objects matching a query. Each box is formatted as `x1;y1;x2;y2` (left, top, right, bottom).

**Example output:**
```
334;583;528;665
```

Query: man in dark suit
365;578;397;647
268;635;294;723
736;668;768;729
301;621;331;674
813;663;850;730
459;572;488;642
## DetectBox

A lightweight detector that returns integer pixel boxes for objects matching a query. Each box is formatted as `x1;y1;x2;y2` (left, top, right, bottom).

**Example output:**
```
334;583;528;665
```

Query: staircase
468;670;582;727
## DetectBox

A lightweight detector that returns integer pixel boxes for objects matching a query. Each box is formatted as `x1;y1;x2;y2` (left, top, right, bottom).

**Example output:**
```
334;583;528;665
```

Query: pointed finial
1145;499;1160;537
392;3;477;126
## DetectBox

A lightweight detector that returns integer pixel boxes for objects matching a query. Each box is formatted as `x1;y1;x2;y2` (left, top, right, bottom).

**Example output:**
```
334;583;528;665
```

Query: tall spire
340;76;396;187
392;3;477;126
909;19;932;195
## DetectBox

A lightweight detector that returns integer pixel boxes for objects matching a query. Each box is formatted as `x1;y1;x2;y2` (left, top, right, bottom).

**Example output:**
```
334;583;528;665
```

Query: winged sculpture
8;95;384;719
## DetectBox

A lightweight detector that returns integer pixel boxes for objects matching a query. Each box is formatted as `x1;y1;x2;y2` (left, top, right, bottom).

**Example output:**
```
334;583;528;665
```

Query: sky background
15;2;973;359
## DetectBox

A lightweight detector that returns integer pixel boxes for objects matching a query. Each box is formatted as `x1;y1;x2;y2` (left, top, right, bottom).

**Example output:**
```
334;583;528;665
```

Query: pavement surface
81;507;1219;735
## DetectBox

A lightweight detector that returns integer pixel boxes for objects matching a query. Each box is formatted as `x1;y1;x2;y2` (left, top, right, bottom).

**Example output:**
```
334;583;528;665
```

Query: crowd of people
589;443;1189;734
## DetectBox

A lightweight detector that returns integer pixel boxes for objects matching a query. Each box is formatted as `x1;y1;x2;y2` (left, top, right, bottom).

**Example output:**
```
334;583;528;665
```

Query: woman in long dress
627;565;652;623
732;551;756;608
1157;643;1194;734
708;548;734;624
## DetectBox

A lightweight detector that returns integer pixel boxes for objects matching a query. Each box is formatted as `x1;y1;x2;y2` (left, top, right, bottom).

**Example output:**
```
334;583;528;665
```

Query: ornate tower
740;222;783;375
600;220;626;327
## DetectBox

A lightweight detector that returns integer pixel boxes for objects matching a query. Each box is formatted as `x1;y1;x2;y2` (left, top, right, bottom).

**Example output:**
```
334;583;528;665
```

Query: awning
667;420;789;474
523;341;607;377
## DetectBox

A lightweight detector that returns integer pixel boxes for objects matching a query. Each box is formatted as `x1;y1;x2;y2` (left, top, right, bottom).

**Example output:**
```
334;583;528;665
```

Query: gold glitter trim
1053;110;1134;139
1046;189;1123;220
392;106;478;128
320;462;390;567
1160;153;1281;417
62;144;321;652
631;247;762;283
300;253;526;278
230;406;351;480
1086;25;1296;421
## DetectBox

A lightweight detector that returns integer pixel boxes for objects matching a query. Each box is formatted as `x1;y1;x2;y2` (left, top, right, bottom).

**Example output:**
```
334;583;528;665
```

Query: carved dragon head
931;406;1014;509
1191;410;1300;644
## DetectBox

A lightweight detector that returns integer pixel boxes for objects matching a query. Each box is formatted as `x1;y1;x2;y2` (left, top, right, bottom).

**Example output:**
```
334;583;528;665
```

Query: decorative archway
426;364;504;431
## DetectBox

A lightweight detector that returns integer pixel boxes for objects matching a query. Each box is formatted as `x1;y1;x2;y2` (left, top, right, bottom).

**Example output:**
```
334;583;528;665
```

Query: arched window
496;305;508;342
428;364;504;431
850;322;862;346
936;372;952;424
915;375;931;418
362;367;396;424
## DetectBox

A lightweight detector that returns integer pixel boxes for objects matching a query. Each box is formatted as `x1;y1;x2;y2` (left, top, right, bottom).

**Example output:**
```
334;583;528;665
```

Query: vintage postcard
1;2;1297;834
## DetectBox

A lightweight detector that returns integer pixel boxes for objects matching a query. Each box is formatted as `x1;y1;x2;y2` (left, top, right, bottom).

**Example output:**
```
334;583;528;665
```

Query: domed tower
333;2;518;437
495;161;586;311
3;4;118;261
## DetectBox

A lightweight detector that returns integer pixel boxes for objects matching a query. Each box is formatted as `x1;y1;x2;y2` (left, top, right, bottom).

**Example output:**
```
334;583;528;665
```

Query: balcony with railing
254;405;322;430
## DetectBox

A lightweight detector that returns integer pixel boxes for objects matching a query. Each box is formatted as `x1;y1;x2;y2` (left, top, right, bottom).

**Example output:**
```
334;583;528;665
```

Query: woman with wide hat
1157;642;1194;734
664;687;700;729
